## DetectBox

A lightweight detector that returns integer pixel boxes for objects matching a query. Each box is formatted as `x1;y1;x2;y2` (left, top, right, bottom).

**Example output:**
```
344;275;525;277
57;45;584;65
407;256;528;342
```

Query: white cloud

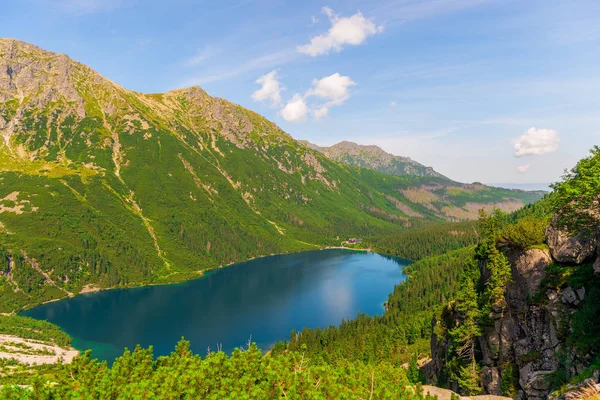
306;73;355;118
517;164;530;173
298;7;383;57
512;127;560;157
390;101;398;108
322;6;335;18
311;15;319;25
308;73;355;103
251;70;283;107
280;94;308;122
273;72;355;122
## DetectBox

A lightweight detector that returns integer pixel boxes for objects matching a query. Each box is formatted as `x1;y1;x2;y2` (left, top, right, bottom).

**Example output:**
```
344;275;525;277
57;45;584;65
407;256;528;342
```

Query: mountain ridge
0;38;543;311
301;140;447;179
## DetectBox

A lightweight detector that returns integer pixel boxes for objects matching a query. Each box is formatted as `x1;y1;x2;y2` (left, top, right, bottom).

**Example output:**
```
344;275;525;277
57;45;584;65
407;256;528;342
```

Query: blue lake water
22;249;408;363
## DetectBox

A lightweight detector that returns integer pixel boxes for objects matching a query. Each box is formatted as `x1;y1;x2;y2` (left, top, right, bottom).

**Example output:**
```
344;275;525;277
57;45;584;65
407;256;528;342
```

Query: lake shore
17;245;379;313
22;249;406;364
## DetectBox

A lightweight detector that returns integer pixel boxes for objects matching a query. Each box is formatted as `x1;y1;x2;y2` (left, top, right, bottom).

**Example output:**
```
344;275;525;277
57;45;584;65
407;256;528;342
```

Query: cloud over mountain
280;94;308;122
252;70;283;107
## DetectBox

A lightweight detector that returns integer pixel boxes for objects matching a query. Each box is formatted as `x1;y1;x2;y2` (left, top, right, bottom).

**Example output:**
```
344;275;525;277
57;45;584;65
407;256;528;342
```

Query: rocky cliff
426;219;600;399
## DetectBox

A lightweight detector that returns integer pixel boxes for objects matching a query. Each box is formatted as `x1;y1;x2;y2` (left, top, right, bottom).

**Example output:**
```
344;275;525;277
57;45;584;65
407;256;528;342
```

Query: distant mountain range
487;183;551;192
0;38;544;310
301;140;447;179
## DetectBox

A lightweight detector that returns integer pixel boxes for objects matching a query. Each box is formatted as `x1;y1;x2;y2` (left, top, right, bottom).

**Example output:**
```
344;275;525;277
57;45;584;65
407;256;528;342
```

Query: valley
0;38;542;313
0;37;598;400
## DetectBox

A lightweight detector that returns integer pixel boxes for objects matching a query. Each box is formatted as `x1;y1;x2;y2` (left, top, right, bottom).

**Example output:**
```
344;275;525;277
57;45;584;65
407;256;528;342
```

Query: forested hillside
0;38;542;312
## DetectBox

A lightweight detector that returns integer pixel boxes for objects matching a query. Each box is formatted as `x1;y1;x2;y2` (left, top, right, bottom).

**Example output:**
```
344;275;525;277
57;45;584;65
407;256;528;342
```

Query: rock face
426;219;600;399
545;217;598;264
507;248;553;305
476;248;570;399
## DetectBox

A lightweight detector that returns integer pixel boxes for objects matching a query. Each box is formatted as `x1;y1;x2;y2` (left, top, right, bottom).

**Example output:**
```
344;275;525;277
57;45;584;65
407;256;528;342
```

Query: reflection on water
23;250;408;363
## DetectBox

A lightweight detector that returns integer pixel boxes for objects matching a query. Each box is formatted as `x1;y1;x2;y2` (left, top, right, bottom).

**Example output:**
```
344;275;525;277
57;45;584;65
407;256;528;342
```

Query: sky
2;0;599;185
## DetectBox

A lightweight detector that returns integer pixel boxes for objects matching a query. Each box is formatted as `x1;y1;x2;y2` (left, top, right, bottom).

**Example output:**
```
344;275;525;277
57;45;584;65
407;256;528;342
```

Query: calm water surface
23;250;407;363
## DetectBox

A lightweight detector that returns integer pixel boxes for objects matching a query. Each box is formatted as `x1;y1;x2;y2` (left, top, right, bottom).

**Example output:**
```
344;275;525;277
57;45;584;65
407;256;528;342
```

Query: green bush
498;216;549;250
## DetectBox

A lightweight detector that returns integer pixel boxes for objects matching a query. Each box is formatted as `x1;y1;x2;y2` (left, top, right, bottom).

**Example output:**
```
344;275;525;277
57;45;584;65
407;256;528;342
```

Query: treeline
369;221;478;261
0;339;437;399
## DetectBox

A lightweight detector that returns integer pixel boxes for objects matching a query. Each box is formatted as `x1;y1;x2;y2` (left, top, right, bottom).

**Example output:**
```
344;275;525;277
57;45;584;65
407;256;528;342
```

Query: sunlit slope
0;39;542;310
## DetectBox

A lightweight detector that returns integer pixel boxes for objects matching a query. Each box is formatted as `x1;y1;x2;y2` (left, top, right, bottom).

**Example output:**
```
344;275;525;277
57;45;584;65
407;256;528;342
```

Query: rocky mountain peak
303;140;447;179
0;38;96;117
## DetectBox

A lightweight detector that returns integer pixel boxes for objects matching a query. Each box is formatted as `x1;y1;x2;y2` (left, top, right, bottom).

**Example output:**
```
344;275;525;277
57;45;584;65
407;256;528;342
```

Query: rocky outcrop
545;217;598;264
506;248;553;307
426;219;600;399
478;247;568;399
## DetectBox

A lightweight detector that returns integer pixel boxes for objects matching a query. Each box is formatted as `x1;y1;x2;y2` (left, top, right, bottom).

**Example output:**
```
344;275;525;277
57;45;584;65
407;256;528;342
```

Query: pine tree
407;352;420;384
450;277;481;362
457;360;481;395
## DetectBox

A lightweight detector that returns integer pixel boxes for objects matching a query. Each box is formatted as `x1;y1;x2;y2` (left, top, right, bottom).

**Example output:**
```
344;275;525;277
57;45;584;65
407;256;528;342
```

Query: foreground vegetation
1;338;437;400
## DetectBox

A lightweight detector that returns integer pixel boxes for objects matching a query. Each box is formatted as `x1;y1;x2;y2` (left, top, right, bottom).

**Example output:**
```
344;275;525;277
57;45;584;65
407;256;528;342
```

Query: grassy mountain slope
0;39;542;311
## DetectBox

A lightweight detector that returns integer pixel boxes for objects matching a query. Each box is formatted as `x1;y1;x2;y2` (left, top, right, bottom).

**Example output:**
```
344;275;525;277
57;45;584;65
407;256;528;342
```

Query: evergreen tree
407;352;420;384
457;360;481;395
449;277;481;360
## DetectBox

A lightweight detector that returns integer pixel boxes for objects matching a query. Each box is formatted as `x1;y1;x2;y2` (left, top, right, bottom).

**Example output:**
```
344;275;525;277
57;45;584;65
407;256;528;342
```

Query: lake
22;249;408;363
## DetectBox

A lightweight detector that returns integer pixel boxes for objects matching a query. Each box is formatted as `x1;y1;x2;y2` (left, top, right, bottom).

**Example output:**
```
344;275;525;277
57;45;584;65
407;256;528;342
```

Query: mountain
0;39;543;311
302;140;447;179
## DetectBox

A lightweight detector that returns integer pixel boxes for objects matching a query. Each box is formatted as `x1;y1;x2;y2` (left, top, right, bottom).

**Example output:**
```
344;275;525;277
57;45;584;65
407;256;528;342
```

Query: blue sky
2;0;599;184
